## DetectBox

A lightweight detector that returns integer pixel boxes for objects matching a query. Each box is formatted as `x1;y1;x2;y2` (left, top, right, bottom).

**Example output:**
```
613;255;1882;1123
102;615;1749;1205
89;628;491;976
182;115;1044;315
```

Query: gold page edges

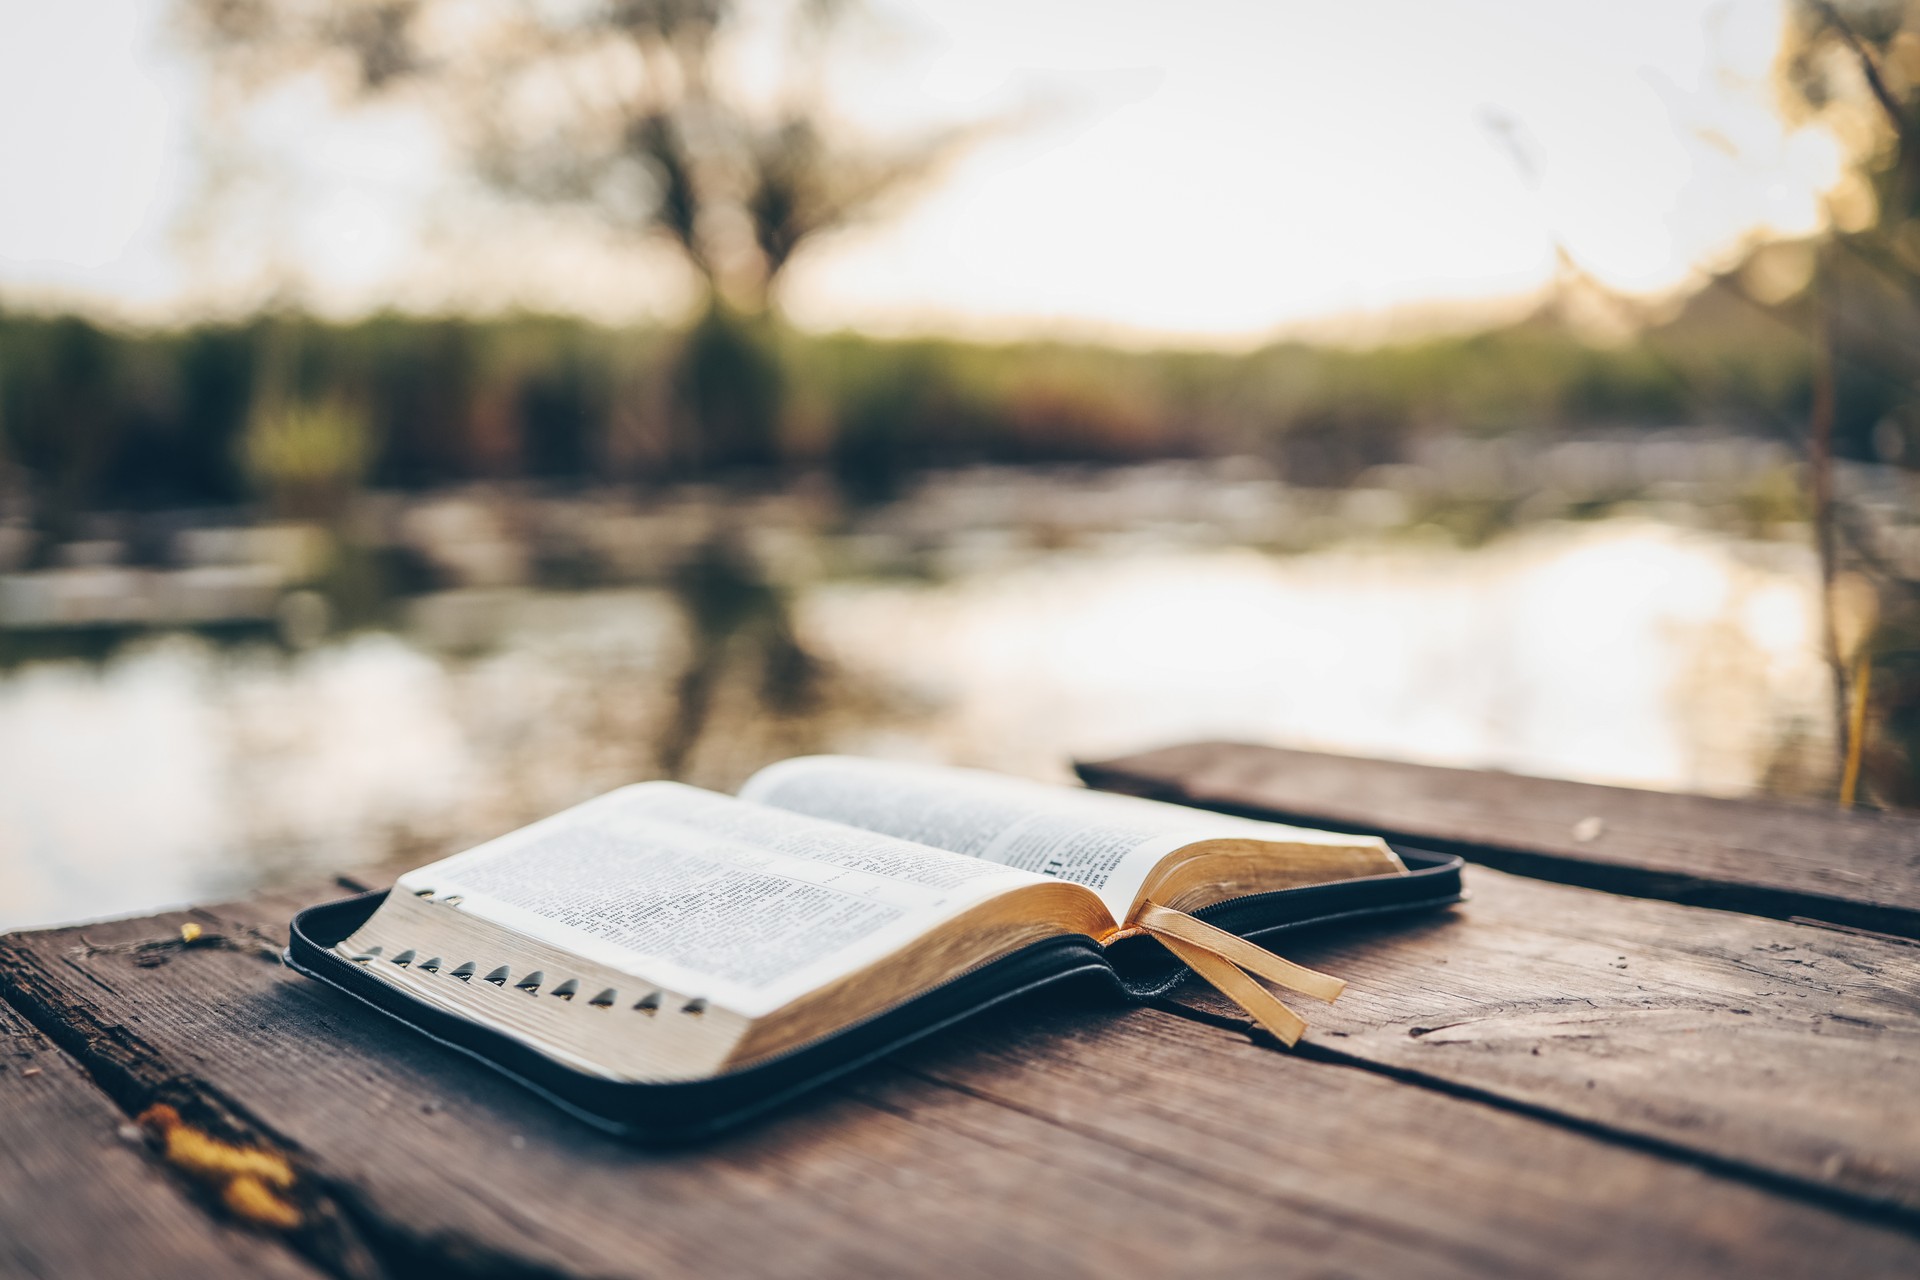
1134;901;1346;1047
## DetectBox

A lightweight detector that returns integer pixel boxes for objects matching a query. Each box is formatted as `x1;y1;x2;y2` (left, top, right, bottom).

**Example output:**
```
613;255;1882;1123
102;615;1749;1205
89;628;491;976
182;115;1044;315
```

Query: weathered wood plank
4;893;1918;1279
0;997;325;1280
1078;741;1920;935
899;1009;1920;1278
1152;864;1920;1221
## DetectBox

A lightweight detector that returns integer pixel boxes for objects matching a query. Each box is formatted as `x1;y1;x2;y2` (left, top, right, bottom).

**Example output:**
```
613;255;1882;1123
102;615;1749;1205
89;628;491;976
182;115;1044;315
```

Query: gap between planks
0;996;326;1280
0;951;1400;1280
0;919;551;1280
1147;996;1920;1239
1135;863;1920;1229
11;886;1920;1274
1078;743;1920;938
8;890;1920;1279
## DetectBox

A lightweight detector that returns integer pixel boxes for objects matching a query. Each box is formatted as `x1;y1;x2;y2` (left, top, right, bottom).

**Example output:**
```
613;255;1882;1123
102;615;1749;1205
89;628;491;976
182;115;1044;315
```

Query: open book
289;756;1464;1136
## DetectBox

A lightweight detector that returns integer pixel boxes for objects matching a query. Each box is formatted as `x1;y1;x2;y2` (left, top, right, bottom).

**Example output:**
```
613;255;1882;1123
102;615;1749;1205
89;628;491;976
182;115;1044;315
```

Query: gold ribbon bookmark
1134;901;1346;1047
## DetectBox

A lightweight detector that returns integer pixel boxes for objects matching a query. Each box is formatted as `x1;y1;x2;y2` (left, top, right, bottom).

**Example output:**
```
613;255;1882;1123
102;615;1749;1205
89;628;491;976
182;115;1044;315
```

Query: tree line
0;291;1856;529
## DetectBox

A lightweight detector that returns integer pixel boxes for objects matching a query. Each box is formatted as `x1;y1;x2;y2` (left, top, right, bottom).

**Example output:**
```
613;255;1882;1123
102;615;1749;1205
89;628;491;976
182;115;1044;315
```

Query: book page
740;755;1393;920
395;783;1050;1019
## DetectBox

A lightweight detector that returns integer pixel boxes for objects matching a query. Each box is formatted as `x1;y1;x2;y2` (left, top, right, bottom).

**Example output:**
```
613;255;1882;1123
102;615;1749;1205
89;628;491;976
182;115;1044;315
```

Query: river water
0;515;1832;931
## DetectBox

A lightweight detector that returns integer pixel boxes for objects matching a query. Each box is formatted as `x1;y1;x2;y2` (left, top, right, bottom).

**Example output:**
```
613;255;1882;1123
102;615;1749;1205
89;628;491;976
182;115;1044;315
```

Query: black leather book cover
286;849;1464;1141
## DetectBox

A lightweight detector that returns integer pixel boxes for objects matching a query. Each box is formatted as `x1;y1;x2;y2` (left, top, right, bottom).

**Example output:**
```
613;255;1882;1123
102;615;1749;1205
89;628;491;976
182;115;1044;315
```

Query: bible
287;756;1464;1137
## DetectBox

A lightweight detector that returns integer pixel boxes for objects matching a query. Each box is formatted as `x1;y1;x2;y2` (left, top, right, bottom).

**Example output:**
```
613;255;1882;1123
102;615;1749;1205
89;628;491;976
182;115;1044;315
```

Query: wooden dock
5;743;1919;1278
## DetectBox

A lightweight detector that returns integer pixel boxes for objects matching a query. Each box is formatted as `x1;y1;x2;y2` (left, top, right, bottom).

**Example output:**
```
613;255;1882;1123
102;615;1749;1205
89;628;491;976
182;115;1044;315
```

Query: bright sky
0;0;1845;346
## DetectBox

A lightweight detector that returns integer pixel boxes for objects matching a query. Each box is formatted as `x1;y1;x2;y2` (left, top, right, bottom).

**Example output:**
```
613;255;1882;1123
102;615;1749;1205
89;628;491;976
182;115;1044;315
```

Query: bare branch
1810;0;1908;140
180;0;988;315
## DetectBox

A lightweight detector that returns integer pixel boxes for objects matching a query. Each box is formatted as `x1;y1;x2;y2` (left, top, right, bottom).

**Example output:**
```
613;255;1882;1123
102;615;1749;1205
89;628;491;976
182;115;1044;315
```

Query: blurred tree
242;397;374;517
180;0;978;472
0;317;122;542
1782;2;1920;250
1774;0;1920;805
240;315;373;518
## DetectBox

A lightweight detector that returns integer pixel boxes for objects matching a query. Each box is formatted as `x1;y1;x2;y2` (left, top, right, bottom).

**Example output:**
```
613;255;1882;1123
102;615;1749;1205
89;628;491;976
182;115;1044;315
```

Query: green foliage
675;306;786;474
0;311;254;534
0;296;1823;530
242;398;371;501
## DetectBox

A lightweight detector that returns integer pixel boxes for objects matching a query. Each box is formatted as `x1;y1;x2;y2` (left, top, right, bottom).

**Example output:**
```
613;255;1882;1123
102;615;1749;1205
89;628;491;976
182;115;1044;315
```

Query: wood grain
0;996;324;1280
4;891;1919;1279
1078;742;1920;935
898;1007;1920;1279
1154;864;1920;1220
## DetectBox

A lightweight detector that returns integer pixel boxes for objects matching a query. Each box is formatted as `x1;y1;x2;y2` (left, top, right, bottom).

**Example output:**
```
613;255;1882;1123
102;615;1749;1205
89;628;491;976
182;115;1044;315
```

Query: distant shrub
0;289;1832;526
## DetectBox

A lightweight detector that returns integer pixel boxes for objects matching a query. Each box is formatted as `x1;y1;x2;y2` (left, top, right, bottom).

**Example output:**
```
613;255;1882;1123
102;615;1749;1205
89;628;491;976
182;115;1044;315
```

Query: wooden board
5;892;1918;1278
898;1008;1920;1278
1155;864;1920;1221
0;997;324;1280
1079;741;1920;936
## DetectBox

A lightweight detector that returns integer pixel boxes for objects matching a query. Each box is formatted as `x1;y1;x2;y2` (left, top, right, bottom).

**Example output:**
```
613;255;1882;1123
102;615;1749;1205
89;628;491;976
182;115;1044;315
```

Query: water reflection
0;513;1829;931
803;520;1828;787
